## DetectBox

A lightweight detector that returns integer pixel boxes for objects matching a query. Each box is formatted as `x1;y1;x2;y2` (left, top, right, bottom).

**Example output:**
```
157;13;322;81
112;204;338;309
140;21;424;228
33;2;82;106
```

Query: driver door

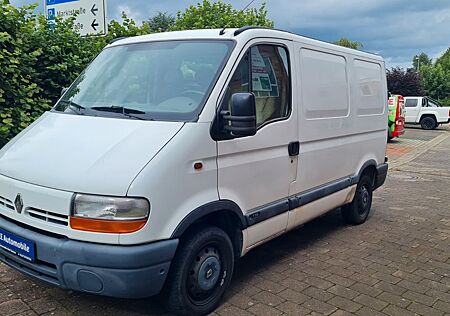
216;40;298;247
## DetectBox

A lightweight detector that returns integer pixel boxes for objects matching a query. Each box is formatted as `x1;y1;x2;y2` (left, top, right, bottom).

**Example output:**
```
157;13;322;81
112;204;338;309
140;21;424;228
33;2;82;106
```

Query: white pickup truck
404;96;450;130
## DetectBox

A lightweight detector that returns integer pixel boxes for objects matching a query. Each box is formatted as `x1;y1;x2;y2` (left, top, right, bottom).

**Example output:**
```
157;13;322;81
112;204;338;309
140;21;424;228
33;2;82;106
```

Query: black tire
420;116;437;130
162;226;234;316
342;173;374;225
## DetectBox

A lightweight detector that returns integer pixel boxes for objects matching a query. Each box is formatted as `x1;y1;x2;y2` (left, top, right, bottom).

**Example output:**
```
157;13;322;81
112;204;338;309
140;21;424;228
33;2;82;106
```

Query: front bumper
0;216;178;298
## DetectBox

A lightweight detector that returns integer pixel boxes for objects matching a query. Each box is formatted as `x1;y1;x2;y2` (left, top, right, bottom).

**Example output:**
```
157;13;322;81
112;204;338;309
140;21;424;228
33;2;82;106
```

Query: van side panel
291;42;386;197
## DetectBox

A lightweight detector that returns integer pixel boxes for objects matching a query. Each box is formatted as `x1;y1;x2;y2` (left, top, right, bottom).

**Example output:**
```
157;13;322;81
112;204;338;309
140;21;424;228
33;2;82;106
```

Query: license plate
0;228;35;262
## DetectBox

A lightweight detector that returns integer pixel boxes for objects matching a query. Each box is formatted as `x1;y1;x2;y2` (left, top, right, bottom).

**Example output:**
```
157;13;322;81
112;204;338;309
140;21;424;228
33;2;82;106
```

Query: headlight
70;194;150;233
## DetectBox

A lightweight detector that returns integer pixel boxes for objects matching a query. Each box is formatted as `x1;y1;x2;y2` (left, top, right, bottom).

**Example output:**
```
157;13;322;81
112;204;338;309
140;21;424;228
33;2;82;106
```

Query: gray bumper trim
374;163;388;190
0;216;178;298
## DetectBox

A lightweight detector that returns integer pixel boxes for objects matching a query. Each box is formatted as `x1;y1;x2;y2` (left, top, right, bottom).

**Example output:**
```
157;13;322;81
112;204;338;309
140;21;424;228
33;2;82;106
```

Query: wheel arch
171;200;247;258
419;113;437;122
353;160;378;188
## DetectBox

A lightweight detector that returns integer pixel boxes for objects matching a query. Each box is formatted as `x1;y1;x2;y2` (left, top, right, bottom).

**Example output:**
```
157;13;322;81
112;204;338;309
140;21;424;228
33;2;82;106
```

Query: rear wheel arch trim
171;200;246;238
352;160;378;184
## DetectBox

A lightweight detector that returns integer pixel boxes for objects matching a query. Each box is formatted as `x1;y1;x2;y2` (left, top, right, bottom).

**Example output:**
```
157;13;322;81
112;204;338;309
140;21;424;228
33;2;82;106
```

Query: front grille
0;214;66;239
26;207;69;226
0;195;14;211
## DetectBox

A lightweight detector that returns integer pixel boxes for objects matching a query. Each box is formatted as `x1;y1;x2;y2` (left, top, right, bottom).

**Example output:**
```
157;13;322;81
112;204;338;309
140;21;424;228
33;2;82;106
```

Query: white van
0;27;388;315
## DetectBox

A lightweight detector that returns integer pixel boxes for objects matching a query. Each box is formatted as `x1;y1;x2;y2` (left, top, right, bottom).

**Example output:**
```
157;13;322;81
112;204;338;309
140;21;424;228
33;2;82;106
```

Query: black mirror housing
221;93;257;137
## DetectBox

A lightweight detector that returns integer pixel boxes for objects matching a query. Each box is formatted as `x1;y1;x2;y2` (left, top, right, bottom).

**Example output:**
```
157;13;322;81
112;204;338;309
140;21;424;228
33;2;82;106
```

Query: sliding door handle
288;141;300;156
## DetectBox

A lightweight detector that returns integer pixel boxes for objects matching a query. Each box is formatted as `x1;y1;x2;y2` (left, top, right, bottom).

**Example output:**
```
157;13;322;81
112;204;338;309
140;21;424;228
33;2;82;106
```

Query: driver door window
223;45;291;127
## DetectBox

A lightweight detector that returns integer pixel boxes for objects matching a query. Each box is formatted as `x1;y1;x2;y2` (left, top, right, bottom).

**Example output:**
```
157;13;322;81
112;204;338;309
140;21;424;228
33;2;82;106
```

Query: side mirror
61;87;69;97
221;93;257;137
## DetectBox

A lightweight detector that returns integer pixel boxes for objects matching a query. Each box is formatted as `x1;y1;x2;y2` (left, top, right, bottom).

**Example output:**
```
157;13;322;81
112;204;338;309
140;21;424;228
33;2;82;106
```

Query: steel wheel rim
187;244;223;306
358;185;370;215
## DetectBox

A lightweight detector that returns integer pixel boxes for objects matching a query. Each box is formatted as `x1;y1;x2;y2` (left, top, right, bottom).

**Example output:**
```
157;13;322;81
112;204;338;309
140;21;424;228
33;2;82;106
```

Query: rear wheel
342;173;374;225
162;226;234;316
420;116;437;130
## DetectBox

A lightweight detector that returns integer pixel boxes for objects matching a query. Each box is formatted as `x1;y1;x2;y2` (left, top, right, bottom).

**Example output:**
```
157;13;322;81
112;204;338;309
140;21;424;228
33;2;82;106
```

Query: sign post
45;0;107;36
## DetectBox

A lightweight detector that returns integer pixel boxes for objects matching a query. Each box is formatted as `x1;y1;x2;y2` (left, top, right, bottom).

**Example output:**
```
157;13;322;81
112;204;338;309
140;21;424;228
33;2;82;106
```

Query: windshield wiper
58;100;86;113
91;105;148;120
91;106;145;114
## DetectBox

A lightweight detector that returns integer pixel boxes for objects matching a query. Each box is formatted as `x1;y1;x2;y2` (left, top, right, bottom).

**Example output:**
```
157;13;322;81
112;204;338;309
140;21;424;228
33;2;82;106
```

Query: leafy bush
0;3;46;147
0;3;145;147
439;98;450;107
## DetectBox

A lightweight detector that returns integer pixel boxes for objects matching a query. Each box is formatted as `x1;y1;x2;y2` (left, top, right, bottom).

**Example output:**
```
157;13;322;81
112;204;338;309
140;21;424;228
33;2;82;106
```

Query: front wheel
420;116;437;130
162;226;234;316
342;173;374;225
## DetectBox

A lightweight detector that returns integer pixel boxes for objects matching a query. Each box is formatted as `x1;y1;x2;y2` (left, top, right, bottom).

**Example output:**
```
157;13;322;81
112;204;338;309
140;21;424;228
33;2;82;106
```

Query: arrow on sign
91;4;98;16
91;19;99;30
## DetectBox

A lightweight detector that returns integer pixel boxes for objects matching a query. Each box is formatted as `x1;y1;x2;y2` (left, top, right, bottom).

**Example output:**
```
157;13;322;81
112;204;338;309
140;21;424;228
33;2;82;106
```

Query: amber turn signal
70;217;147;233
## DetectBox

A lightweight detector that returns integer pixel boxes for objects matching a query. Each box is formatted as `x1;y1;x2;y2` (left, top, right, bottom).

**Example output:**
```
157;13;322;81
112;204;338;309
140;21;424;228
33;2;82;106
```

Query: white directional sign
45;0;107;36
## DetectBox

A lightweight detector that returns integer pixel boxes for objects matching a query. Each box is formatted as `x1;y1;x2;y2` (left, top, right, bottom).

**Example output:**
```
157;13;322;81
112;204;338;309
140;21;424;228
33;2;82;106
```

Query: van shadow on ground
228;208;347;292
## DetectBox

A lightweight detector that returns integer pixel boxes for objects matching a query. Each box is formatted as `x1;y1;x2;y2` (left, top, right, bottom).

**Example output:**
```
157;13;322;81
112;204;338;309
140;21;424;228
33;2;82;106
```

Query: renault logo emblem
14;194;24;214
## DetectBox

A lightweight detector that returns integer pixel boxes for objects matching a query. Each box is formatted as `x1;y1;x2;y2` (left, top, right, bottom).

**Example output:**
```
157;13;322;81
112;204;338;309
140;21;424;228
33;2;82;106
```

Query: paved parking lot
0;126;449;316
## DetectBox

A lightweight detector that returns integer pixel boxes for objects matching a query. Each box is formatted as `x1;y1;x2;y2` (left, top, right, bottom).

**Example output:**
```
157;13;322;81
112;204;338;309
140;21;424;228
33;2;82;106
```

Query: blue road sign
47;8;56;20
47;0;78;5
48;21;56;30
45;0;107;36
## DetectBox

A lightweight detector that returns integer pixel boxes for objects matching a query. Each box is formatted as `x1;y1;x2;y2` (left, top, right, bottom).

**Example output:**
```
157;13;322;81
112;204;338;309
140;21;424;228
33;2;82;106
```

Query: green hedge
439;98;450;107
0;3;100;147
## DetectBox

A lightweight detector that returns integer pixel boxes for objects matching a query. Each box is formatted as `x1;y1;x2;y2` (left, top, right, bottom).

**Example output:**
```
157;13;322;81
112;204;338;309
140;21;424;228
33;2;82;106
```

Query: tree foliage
436;48;450;69
387;67;423;97
417;49;450;106
333;38;363;50
172;0;273;30
147;12;175;33
412;52;432;71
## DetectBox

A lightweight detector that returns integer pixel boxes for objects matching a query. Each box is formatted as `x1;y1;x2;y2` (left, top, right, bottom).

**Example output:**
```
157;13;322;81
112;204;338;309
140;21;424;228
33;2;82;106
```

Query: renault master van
0;27;388;315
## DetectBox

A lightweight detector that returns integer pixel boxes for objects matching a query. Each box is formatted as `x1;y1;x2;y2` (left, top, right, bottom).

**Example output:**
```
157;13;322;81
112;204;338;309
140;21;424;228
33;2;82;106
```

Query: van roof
108;27;384;62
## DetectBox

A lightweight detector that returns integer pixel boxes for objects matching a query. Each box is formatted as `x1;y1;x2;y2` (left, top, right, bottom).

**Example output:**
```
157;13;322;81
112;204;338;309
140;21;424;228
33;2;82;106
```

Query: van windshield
54;40;233;121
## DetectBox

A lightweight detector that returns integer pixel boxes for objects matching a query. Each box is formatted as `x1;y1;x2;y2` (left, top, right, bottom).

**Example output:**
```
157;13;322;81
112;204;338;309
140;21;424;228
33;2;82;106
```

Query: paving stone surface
1;126;449;315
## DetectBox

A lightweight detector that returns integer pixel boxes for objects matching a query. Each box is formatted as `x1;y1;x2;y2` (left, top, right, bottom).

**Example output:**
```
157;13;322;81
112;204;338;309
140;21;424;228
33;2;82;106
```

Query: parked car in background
0;27;388;316
404;96;450;130
388;94;405;140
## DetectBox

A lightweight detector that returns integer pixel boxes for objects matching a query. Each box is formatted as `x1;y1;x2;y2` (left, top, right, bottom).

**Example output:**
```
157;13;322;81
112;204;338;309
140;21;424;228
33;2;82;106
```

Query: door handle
288;141;300;156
